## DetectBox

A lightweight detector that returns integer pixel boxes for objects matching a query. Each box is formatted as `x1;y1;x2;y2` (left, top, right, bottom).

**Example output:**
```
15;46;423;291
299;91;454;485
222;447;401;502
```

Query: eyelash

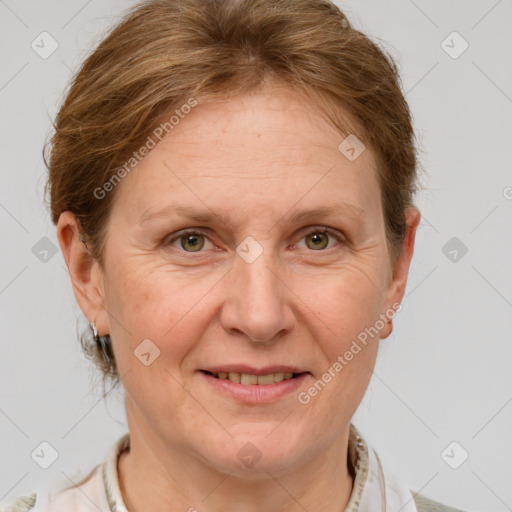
163;226;345;254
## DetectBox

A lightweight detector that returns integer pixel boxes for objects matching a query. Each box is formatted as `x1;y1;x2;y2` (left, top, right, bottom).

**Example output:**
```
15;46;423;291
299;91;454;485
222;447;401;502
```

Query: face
59;85;419;478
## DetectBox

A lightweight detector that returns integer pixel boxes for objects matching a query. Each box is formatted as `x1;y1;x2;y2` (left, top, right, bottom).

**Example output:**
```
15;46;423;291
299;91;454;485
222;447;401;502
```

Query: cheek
296;275;381;424
297;266;386;349
103;261;217;362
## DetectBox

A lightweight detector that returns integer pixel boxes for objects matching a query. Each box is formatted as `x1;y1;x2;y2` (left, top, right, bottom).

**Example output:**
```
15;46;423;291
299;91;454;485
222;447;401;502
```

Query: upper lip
200;365;309;375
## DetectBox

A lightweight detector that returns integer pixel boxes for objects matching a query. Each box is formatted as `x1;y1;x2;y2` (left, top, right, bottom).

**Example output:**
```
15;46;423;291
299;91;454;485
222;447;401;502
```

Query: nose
219;251;295;345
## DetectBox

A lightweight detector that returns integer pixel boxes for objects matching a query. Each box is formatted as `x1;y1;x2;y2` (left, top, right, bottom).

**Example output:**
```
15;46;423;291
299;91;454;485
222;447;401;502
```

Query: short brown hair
44;0;422;387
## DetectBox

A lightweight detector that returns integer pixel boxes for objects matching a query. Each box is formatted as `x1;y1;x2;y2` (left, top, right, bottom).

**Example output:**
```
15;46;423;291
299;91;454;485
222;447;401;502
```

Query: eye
163;226;344;255
165;229;213;253
297;227;344;251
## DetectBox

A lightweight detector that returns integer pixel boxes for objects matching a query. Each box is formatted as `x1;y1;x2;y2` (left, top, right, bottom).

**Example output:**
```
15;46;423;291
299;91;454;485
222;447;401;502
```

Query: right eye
164;229;215;253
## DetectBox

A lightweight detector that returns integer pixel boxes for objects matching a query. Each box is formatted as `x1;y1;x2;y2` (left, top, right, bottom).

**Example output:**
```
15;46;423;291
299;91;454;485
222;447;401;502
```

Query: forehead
110;87;381;226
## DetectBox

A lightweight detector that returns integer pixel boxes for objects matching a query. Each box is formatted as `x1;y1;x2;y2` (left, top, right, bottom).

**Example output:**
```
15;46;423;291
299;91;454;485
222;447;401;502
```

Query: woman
2;0;469;511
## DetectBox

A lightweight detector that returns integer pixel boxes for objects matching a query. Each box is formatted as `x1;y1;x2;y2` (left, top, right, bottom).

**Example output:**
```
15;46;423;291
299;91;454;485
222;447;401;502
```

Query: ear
56;211;110;336
380;206;421;339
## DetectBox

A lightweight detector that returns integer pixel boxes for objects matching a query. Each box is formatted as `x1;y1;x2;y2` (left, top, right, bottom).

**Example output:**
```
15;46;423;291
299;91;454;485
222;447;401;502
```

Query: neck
117;420;355;512
118;400;354;512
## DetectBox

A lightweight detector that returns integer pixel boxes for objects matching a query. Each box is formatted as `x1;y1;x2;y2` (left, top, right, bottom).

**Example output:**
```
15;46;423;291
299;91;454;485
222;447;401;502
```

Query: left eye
298;228;341;251
164;227;343;253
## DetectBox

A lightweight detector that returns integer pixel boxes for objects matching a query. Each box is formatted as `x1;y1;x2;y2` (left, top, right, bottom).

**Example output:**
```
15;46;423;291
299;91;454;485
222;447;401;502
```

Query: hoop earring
90;320;113;362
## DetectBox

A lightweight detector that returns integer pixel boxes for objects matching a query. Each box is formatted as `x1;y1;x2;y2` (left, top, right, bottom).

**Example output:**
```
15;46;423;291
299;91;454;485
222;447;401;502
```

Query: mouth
199;368;310;403
200;370;308;386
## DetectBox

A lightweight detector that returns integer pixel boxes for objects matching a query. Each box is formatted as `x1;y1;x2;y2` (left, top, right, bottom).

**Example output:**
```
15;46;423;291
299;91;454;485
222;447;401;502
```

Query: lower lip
200;372;309;404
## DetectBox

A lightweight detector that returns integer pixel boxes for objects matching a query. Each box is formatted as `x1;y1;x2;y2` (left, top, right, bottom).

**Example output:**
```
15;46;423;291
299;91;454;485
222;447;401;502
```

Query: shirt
0;423;467;512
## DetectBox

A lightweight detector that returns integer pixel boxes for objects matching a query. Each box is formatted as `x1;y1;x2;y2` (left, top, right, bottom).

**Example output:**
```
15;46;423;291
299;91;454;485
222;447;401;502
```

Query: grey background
1;1;511;510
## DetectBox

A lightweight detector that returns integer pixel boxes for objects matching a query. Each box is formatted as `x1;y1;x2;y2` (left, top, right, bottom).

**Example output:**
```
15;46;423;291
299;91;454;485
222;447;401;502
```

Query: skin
57;84;420;512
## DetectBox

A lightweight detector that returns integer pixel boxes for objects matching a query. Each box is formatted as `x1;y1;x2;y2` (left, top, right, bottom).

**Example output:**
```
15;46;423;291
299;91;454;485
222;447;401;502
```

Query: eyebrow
139;202;364;228
286;204;364;224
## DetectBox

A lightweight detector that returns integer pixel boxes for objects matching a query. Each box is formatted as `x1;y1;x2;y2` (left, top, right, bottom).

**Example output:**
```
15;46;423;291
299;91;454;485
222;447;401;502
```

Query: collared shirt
0;423;465;512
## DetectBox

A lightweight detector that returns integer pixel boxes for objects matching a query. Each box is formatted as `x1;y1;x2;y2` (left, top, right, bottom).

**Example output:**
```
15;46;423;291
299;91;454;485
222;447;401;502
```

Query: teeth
228;372;241;383
257;374;274;385
215;372;298;385
241;373;258;385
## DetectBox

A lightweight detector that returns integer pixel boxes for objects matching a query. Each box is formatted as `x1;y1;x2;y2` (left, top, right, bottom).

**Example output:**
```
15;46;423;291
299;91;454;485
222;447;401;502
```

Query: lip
201;365;307;375
199;370;310;404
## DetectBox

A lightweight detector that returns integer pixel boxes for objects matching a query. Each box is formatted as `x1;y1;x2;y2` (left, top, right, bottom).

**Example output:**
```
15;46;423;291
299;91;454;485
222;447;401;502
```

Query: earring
90;320;112;362
385;319;393;338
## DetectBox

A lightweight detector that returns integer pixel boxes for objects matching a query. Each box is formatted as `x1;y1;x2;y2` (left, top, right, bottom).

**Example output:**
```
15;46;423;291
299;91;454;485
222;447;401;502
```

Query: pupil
183;234;203;251
310;232;327;249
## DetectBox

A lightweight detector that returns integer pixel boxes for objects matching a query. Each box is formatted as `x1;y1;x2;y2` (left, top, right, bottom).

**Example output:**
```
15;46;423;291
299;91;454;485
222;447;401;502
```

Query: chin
199;428;311;478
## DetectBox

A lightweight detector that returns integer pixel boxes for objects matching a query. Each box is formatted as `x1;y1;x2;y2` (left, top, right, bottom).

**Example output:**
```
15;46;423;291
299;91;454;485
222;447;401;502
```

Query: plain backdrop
1;1;511;511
